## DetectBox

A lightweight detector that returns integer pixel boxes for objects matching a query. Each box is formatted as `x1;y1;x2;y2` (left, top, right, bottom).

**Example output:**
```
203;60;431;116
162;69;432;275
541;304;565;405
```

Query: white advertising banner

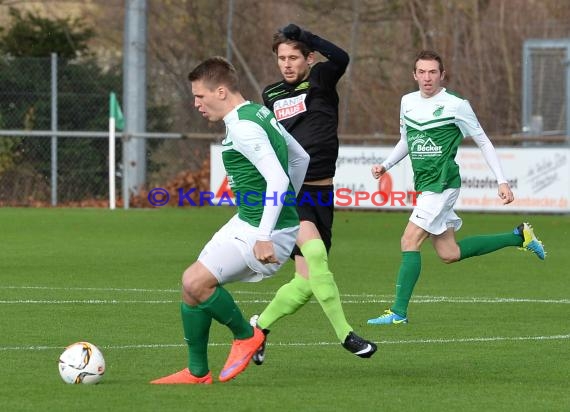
456;147;569;212
210;144;570;213
333;147;415;209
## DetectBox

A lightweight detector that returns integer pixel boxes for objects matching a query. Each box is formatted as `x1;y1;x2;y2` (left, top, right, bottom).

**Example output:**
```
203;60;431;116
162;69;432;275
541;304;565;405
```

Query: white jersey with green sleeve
222;101;299;229
400;88;483;192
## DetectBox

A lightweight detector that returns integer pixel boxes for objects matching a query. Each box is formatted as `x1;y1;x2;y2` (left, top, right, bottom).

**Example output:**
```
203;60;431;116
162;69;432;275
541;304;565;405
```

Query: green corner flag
110;92;124;130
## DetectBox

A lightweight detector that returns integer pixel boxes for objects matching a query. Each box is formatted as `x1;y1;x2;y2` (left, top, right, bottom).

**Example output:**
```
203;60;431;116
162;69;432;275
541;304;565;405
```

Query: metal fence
1;50;568;208
0;55;215;207
0;131;215;207
523;39;570;137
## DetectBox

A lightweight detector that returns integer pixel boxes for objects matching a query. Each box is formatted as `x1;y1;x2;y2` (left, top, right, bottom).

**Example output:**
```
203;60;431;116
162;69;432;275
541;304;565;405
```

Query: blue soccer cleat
367;309;408;325
515;222;546;260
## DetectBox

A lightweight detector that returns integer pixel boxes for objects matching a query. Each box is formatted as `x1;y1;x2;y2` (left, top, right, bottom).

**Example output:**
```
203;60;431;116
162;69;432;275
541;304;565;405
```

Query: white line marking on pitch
0;285;570;304
1;334;569;351
0;300;180;304
0;285;179;293
1;297;569;305
1;286;568;304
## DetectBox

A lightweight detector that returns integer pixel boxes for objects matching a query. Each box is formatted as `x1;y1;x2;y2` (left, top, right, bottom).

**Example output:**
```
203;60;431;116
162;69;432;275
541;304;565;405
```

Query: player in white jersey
151;57;309;383
367;50;546;325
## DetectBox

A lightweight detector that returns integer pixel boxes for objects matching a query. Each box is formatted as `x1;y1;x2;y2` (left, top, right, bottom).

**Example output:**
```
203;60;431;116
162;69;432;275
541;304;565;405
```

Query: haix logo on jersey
295;81;310;91
410;138;442;157
273;94;307;121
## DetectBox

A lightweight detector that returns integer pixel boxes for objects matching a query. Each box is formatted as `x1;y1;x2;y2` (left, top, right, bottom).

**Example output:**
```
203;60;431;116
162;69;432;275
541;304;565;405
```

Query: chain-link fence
0;55;216;207
0;135;111;205
1;49;569;208
523;39;570;136
0;132;217;207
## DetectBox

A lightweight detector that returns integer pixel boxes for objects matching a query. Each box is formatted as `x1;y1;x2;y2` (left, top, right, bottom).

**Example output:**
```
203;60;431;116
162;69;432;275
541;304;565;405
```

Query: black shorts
291;184;334;258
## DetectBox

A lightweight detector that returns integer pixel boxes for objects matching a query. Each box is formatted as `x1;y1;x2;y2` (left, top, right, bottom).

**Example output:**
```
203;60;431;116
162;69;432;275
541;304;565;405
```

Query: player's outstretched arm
373;133;408;179
470;132;513;204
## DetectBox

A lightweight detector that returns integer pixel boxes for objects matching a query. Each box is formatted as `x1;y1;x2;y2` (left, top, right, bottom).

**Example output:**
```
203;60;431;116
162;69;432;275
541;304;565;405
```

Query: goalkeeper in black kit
250;23;378;362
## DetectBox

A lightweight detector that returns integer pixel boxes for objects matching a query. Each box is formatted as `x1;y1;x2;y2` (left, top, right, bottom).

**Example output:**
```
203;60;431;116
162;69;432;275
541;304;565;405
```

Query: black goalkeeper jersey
262;37;348;181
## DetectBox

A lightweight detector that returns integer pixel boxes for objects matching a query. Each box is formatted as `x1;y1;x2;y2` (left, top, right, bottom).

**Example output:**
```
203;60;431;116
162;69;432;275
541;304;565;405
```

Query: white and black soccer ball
58;341;105;384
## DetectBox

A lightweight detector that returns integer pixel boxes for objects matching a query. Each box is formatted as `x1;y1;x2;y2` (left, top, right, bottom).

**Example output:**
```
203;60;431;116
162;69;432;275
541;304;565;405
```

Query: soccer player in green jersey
151;56;309;384
367;50;546;325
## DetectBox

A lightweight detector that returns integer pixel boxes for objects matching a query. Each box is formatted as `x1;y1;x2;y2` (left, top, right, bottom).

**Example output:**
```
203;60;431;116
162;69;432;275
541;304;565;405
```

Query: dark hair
414;50;444;73
187;56;239;92
271;31;313;57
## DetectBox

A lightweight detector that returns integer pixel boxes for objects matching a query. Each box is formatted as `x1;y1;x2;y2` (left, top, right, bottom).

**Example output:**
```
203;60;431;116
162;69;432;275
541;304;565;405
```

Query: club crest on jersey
433;105;444;117
273;94;307;121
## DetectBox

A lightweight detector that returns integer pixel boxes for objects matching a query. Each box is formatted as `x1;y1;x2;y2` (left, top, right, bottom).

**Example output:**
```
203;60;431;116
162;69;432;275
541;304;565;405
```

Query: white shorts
198;214;299;285
409;188;463;235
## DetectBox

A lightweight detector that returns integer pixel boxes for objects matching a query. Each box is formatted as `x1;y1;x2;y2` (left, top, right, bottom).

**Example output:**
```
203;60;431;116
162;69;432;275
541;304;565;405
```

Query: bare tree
5;0;570;136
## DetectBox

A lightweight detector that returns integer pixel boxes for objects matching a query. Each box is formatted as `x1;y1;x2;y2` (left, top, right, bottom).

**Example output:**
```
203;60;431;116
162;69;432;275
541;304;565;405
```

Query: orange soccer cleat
150;368;213;385
218;327;265;382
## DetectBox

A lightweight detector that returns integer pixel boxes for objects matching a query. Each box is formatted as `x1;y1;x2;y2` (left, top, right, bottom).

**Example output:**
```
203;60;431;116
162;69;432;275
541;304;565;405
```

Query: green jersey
222;101;298;229
400;88;483;192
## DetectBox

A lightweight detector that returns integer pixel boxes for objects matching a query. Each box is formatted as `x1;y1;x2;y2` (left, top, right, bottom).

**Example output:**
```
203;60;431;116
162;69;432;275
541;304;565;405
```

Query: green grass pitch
0;207;568;411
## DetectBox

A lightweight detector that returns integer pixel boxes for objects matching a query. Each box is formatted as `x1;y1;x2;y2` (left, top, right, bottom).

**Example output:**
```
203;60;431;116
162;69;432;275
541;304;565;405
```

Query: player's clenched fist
371;164;386;180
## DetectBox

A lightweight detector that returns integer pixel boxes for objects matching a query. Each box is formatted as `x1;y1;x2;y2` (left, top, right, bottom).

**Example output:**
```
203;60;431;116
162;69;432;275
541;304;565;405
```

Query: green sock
458;232;523;260
198;286;252;340
181;302;211;377
301;239;352;342
391;251;421;318
258;273;313;330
